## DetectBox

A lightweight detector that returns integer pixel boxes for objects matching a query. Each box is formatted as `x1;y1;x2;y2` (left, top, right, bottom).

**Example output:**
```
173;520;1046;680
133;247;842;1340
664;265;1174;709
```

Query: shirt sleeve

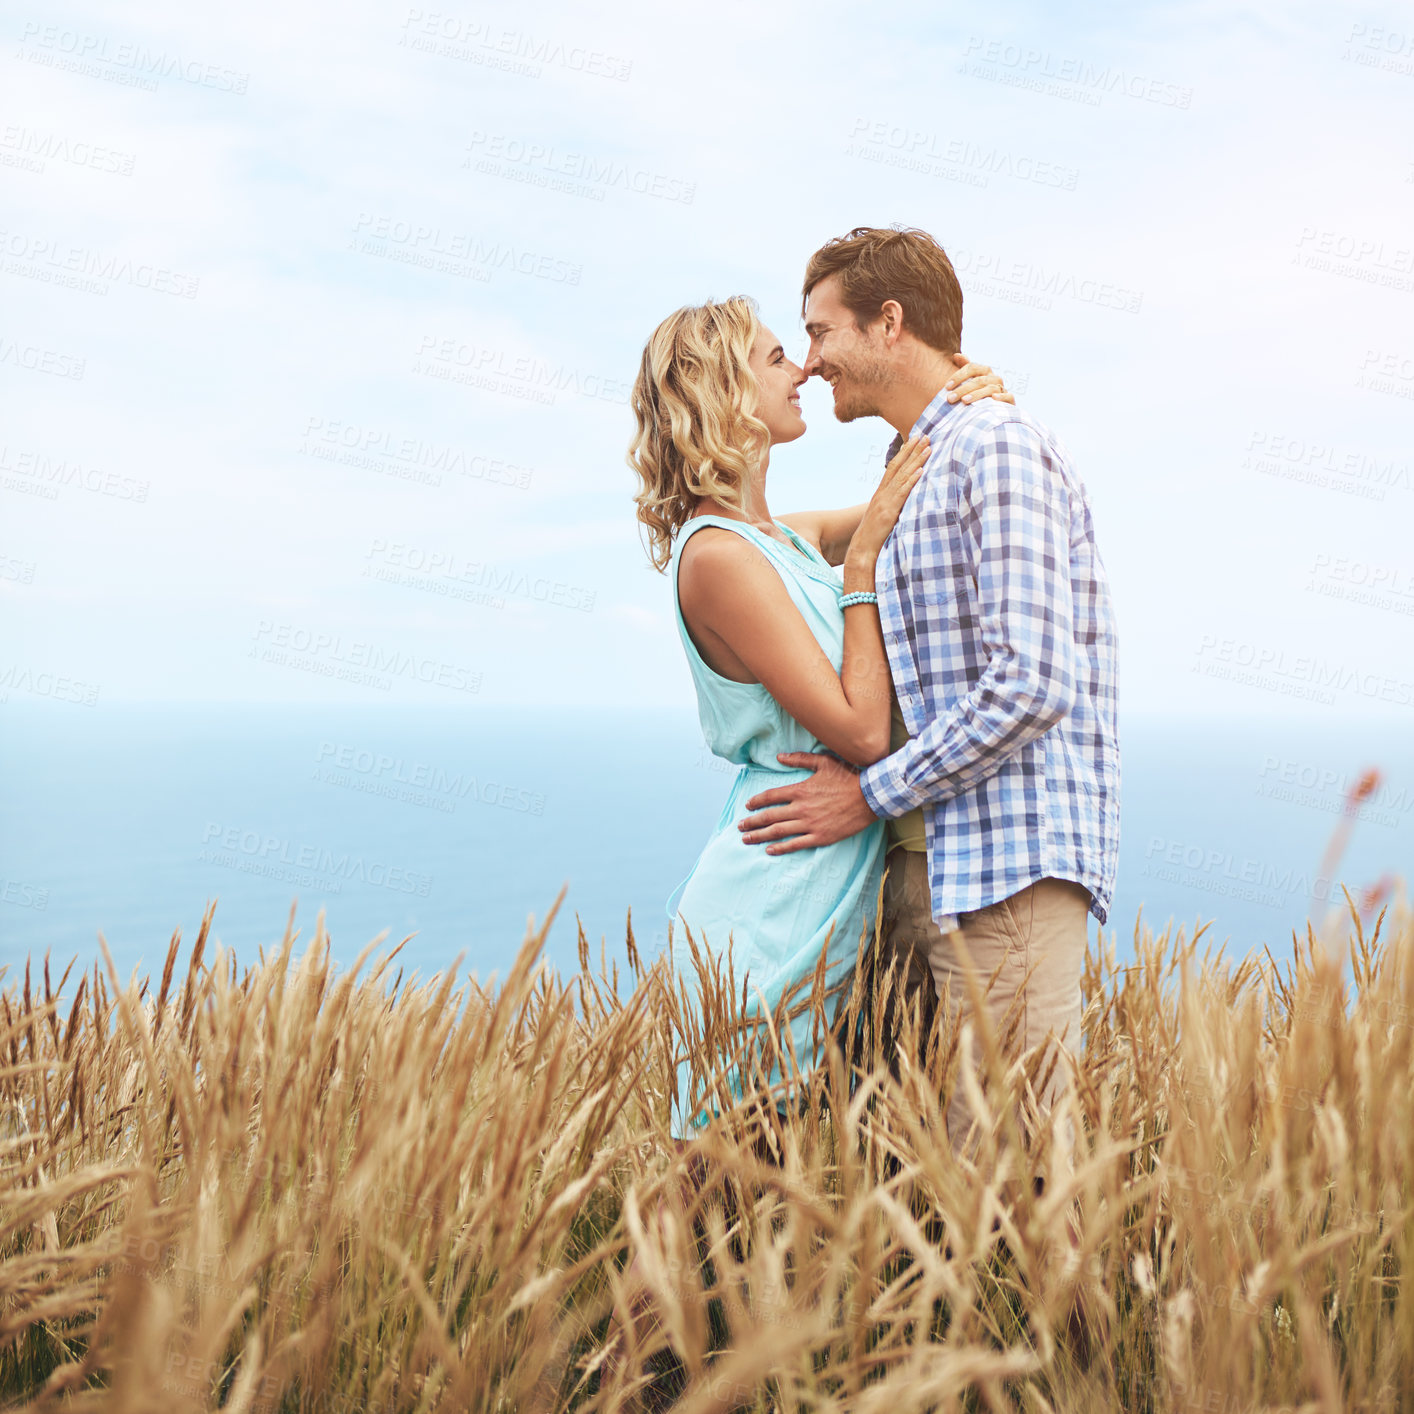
858;419;1078;818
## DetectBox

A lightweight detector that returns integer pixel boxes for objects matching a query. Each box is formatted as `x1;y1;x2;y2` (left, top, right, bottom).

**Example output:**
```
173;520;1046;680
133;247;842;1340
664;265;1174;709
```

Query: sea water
1;704;1408;990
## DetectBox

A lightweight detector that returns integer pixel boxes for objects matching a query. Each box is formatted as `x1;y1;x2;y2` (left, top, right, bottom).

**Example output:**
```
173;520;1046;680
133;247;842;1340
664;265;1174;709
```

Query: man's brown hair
802;225;963;353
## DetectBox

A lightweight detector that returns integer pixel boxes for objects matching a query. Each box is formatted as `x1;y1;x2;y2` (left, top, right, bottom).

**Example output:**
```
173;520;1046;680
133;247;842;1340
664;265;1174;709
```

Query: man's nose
802;348;822;377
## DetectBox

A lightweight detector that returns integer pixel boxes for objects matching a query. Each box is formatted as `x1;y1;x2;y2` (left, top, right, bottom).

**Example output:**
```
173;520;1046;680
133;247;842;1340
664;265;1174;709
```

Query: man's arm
858;419;1078;819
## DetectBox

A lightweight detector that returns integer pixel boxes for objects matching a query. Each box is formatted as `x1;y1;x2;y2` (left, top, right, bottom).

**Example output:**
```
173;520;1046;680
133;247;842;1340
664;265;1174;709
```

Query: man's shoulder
936;401;1090;513
945;400;1069;464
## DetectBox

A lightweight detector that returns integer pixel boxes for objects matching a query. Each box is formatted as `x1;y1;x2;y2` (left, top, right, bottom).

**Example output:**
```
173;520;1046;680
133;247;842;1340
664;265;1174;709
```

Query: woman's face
747;324;807;446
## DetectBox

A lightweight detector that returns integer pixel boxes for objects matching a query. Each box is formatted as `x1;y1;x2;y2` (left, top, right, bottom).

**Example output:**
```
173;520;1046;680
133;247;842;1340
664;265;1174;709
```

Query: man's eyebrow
803;320;827;335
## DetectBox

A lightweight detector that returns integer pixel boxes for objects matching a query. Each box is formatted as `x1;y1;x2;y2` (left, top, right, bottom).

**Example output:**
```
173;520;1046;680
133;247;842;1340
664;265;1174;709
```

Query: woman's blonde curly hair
628;296;769;571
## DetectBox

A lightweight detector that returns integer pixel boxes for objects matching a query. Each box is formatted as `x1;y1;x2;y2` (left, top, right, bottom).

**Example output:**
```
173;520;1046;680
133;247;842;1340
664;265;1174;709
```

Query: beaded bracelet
838;591;879;609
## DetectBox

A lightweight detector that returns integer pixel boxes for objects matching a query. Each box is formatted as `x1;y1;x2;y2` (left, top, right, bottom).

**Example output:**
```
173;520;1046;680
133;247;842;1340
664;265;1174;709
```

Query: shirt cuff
859;754;923;819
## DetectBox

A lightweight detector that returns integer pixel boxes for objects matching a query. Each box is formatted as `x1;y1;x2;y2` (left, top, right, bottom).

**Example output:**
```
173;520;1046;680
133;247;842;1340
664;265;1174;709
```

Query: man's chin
832;396;872;424
829;382;882;423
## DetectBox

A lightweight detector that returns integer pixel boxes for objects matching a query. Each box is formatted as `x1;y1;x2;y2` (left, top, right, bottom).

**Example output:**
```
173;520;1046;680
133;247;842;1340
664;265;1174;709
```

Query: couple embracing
628;224;1120;1163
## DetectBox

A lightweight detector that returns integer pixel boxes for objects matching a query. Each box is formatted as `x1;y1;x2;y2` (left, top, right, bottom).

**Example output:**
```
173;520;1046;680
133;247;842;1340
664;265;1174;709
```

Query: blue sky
4;0;1414;721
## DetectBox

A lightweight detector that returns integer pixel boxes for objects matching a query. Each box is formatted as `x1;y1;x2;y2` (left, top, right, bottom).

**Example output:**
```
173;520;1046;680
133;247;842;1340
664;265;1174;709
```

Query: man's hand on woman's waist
737;752;880;853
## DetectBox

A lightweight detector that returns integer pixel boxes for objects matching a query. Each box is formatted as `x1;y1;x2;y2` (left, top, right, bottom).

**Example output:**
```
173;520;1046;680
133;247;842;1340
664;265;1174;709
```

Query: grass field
2;887;1411;1412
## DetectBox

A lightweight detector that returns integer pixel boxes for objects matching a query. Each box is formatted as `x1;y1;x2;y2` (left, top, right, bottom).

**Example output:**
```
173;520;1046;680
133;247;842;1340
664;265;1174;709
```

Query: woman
627;295;1010;1139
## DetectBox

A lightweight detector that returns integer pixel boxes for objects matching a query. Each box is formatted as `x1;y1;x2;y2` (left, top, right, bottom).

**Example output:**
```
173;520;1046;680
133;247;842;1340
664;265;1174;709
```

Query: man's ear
878;299;905;346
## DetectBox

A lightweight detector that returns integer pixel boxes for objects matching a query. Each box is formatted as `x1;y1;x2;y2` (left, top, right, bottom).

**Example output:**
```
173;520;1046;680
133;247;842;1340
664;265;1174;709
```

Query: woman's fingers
967;381;1015;404
886;436;929;479
891;457;926;491
946;361;991;386
883;437;920;475
858;434;932;548
944;355;991;388
948;375;992;400
884;448;929;499
891;447;929;487
949;376;1007;404
945;355;1013;404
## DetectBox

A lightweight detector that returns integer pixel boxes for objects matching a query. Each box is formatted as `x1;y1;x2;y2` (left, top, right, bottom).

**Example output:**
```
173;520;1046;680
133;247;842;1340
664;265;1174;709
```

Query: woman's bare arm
777;505;868;566
679;532;890;765
677;439;929;768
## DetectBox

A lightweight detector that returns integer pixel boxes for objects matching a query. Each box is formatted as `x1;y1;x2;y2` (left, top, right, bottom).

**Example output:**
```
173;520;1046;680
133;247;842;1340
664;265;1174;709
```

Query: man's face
802;275;891;423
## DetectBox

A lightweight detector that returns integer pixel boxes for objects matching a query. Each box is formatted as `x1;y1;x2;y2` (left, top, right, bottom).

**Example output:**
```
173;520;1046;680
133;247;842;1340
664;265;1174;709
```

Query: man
735;225;1120;1160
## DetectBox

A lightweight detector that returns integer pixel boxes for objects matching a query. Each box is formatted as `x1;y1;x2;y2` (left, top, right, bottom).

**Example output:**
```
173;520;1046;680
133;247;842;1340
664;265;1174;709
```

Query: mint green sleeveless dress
665;515;887;1139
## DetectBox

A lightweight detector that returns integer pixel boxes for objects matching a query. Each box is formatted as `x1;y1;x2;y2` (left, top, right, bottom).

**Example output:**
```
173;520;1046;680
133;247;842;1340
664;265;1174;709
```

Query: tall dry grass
1;886;1412;1413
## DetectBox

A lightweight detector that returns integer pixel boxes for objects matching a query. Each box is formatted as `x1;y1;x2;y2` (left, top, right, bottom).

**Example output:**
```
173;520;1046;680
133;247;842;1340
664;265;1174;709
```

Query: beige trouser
879;850;1091;1162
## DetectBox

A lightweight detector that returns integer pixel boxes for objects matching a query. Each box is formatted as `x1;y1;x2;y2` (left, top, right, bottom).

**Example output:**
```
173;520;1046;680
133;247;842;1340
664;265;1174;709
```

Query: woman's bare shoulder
678;525;800;625
678;524;766;587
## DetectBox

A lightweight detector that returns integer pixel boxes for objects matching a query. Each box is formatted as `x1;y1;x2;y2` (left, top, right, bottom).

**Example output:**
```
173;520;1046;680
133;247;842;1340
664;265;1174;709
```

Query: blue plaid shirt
858;389;1120;925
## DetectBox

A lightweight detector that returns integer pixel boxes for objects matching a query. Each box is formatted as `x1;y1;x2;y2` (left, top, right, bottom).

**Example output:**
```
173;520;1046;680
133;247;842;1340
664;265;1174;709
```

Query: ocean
1;704;1408;990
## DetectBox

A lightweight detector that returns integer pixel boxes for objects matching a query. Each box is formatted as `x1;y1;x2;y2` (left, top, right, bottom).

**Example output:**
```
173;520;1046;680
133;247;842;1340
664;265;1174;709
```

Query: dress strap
776;520;831;568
